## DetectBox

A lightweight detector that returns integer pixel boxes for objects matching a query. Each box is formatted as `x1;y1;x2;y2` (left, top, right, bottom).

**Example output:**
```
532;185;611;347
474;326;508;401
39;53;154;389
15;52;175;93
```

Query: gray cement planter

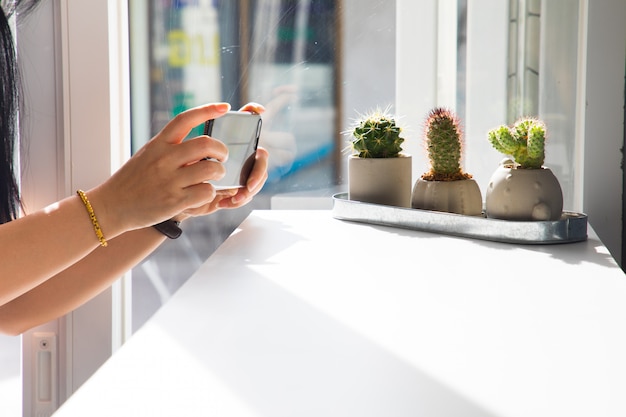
411;178;483;216
486;163;563;221
348;154;412;208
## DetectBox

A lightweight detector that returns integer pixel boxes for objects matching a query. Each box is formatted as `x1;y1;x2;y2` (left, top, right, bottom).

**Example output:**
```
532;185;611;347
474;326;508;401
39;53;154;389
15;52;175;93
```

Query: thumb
158;102;231;144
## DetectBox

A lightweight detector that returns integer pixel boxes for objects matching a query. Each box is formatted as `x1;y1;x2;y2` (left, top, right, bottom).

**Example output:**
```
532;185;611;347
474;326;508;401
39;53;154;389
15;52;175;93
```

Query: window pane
133;0;339;184
504;0;580;210
130;0;584;332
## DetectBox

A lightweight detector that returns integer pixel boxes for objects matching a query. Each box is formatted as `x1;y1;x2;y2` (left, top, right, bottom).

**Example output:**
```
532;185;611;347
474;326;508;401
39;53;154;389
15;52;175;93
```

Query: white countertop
56;210;626;416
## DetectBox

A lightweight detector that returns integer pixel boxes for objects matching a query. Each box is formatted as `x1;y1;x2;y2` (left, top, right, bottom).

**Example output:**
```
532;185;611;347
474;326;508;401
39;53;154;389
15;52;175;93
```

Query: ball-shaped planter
485;161;563;221
348;154;412;208
411;178;483;216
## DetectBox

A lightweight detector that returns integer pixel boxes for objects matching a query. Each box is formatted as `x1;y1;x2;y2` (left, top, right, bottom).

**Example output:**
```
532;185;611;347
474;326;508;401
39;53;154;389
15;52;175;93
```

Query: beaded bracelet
76;190;108;247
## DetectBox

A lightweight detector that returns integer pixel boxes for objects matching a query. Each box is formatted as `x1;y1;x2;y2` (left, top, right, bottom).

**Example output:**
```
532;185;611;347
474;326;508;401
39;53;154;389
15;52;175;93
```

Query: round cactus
422;107;471;181
488;117;545;169
350;109;404;158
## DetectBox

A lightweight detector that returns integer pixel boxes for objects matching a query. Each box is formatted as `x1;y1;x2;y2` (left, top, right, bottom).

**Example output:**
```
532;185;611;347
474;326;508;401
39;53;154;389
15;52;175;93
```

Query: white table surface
56;210;626;417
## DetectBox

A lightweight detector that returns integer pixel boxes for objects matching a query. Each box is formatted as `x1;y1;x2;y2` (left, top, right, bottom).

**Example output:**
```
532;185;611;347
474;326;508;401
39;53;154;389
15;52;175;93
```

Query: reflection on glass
505;0;580;211
507;0;541;122
136;0;338;187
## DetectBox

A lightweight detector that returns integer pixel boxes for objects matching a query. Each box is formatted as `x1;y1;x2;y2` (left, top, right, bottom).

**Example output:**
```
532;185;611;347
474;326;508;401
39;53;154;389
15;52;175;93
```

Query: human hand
92;102;236;234
180;102;270;217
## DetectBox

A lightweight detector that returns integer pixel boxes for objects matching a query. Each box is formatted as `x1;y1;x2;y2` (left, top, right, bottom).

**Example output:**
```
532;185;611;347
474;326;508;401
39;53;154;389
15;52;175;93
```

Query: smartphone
203;111;262;190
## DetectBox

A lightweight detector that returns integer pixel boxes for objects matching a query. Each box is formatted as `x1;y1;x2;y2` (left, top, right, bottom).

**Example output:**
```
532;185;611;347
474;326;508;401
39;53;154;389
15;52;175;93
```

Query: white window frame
19;1;131;415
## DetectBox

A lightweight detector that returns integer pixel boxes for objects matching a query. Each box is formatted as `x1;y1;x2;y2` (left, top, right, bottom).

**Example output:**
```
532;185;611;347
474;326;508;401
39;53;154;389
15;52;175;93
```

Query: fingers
178;182;219;210
181;147;269;215
173;135;229;168
239;102;266;115
158;102;264;149
159;102;231;145
180;158;226;186
218;146;269;208
245;146;269;192
178;189;237;217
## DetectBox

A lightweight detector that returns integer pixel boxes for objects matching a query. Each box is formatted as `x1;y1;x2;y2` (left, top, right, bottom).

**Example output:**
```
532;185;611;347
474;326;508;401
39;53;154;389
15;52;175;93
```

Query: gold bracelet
76;190;108;247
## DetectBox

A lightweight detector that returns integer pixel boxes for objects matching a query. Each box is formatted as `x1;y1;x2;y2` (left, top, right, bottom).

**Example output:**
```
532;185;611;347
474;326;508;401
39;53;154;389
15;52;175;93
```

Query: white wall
582;1;626;264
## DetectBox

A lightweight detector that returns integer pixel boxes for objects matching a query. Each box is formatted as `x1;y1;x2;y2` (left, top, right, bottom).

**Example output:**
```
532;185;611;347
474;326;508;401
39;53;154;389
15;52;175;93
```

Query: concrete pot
485;163;563;221
348;154;412;207
411;178;483;216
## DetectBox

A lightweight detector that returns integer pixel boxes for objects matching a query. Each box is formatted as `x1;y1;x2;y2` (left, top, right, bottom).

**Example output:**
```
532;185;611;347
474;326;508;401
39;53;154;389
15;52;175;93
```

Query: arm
0;103;228;306
0;145;268;336
0;226;166;335
0;145;268;335
0;103;269;334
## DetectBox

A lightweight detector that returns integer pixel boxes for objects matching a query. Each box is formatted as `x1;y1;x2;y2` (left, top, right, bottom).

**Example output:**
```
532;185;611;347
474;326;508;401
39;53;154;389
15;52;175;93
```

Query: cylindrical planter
348;154;412;208
485;165;563;221
411;178;483;216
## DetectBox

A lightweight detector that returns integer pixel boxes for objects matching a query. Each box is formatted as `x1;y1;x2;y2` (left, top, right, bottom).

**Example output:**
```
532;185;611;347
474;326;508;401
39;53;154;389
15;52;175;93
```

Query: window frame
19;0;131;414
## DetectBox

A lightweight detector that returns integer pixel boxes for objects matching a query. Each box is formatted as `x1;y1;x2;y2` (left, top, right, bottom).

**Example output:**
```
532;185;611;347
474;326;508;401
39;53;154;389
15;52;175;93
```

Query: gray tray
332;193;587;244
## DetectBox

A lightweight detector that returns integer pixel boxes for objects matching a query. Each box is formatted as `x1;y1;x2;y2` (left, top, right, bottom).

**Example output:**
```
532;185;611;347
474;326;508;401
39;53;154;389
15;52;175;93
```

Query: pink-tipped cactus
422;107;471;181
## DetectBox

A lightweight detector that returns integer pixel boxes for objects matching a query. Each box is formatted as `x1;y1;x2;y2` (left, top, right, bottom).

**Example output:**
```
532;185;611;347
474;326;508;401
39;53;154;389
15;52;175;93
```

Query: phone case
203;111;262;189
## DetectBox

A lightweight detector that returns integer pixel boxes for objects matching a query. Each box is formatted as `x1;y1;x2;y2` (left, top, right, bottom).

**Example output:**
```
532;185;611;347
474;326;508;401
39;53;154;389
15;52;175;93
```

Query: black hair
0;0;41;223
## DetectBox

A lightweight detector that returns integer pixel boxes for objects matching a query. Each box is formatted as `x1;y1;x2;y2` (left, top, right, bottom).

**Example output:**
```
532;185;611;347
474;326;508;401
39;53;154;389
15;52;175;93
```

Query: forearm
0;226;167;335
0;193;111;306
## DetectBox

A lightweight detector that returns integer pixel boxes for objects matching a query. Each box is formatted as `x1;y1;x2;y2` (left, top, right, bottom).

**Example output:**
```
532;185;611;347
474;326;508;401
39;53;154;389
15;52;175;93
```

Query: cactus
349;109;404;158
488;117;546;169
422;107;471;181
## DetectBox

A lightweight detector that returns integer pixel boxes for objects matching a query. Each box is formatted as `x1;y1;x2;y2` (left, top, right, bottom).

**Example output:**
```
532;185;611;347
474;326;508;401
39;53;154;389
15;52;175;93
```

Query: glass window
504;0;581;209
129;0;585;331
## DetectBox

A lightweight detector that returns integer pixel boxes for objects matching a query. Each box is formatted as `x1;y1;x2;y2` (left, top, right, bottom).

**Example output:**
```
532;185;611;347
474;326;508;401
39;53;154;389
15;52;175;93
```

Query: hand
180;103;270;217
92;102;235;233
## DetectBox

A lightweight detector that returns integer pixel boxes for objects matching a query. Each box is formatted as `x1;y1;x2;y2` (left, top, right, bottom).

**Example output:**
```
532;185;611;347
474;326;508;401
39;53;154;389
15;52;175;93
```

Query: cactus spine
422;107;471;181
350;109;404;158
488;117;546;169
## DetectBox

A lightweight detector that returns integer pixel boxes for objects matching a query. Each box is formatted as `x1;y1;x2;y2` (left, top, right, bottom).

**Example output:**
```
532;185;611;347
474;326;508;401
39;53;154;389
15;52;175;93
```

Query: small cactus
349;109;404;158
488;117;546;169
422;107;471;181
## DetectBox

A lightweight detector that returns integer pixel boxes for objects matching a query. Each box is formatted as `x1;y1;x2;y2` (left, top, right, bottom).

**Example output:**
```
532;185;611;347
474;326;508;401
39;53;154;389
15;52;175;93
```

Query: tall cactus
488;117;546;169
422;107;471;181
350;109;404;158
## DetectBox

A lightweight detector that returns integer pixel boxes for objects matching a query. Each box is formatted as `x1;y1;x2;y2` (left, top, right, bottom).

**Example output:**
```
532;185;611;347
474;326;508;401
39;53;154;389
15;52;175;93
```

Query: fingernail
231;194;243;205
247;103;264;114
216;103;231;113
247;179;259;193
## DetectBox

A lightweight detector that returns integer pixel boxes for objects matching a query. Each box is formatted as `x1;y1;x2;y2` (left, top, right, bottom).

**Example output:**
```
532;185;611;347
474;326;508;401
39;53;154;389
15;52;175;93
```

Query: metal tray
332;193;587;244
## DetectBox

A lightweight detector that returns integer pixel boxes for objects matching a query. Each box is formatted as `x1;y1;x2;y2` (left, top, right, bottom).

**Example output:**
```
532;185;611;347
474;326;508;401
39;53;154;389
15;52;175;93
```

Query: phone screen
203;111;262;189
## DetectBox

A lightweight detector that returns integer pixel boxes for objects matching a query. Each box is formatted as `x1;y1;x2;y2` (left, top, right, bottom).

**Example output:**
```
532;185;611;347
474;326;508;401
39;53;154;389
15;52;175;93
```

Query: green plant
349;109;404;158
422;107;471;181
488;117;546;169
